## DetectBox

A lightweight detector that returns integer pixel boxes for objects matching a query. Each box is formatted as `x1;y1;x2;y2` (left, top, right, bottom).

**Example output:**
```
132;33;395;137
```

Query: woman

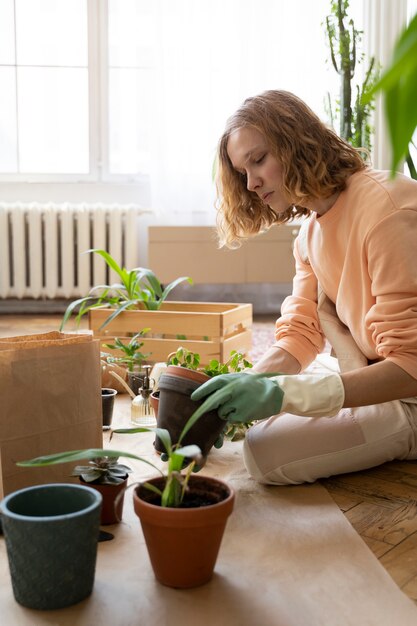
192;90;417;485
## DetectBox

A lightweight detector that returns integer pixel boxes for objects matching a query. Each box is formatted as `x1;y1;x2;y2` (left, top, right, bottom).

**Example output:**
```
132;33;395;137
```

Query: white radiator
0;203;142;299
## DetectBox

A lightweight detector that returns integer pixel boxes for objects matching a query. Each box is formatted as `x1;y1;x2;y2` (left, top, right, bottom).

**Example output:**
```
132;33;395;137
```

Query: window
0;0;89;177
2;0;393;213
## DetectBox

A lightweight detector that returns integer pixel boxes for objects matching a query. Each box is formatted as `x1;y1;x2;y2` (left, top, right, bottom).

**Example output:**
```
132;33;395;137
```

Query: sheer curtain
112;0;342;220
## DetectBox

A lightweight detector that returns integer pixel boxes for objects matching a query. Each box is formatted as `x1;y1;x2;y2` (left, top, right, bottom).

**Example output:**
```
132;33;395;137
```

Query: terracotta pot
80;476;128;525
150;390;159;417
154;365;226;459
133;475;234;588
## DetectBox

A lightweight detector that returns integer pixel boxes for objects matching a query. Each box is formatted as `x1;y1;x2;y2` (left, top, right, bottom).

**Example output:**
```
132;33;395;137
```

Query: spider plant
60;249;193;330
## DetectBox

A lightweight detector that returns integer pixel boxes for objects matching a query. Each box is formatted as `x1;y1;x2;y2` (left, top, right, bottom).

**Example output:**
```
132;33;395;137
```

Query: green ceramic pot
0;483;102;610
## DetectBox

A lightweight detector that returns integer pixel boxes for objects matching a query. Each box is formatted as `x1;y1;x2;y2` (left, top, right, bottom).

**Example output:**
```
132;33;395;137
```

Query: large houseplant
324;0;379;152
16;409;235;589
364;11;417;178
60;248;193;330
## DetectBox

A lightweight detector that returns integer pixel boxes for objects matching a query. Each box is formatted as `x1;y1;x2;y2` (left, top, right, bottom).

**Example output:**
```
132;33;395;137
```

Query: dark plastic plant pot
102;388;117;429
155;366;226;459
0;483;102;610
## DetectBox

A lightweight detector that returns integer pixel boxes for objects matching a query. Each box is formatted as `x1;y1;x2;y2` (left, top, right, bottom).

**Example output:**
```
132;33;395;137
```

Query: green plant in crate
60;249;193;330
103;329;151;372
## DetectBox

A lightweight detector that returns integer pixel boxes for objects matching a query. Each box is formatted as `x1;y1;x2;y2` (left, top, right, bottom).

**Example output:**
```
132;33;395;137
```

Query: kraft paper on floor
0;396;416;626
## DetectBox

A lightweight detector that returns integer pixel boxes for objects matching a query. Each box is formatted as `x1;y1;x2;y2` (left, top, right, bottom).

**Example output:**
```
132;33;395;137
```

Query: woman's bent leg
243;400;417;485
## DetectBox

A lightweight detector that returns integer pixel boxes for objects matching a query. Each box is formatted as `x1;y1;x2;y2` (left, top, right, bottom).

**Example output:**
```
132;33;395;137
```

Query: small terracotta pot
133;475;234;588
80;476;128;525
150;390;160;417
155;365;226;459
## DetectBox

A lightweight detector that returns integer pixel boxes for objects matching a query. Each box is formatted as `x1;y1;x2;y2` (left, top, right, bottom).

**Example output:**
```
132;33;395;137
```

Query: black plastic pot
155;366;226;459
101;388;117;429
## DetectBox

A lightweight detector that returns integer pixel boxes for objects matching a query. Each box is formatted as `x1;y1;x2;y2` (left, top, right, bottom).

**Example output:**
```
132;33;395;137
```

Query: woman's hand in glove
190;371;345;423
190;373;284;423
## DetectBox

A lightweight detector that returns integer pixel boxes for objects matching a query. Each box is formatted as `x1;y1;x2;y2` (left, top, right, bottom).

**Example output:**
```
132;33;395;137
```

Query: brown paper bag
0;331;103;498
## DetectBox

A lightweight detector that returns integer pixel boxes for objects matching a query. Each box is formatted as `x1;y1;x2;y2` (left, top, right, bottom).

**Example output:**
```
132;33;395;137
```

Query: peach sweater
275;169;417;380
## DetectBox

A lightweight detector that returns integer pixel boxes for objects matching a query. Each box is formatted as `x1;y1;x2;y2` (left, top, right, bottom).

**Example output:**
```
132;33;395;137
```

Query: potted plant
16;451;133;525
153;347;253;459
60;249;193;330
17;409;235;589
58;248;252;365
112;417;235;588
103;328;151;394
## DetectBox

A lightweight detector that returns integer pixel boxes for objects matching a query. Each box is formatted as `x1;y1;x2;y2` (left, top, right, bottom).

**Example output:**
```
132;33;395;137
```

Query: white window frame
0;0;148;203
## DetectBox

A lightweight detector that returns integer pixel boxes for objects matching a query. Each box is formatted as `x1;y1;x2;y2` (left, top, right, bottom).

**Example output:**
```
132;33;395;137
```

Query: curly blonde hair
216;90;366;248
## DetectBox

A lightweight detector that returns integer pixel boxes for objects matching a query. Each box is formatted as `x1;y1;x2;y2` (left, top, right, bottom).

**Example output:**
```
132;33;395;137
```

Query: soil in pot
133;475;235;588
154;365;226;460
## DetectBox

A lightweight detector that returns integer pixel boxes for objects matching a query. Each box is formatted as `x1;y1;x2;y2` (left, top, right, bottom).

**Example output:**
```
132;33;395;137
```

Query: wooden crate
89;301;253;365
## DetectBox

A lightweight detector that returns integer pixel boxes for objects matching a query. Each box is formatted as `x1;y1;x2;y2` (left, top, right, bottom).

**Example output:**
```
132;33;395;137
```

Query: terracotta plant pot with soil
154;365;226;459
133;475;235;588
80;476;128;525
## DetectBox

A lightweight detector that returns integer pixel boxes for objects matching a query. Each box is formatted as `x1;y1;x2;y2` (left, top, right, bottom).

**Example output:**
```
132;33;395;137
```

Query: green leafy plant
364;12;417;177
103;329;151;372
60;249;193;330
71;455;133;485
324;0;380;152
168;347;252;378
17;413;205;508
167;346;253;441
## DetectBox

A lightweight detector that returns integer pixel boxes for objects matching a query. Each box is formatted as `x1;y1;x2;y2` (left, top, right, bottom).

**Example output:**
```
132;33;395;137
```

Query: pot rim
133;474;235;513
0;483;103;522
165;365;211;385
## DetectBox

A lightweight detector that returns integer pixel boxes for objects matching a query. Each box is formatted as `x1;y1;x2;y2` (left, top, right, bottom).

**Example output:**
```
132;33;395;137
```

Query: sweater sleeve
274;234;325;371
365;209;417;380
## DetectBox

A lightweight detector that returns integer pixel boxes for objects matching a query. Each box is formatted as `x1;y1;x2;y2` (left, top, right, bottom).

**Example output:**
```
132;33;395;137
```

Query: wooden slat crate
89;301;253;365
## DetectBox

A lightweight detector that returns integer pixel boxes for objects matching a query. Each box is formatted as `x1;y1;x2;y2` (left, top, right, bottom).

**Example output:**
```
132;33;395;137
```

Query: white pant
243;356;417;485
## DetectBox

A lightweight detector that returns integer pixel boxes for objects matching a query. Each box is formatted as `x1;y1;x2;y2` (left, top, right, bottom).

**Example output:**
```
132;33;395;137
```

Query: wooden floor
1;313;417;604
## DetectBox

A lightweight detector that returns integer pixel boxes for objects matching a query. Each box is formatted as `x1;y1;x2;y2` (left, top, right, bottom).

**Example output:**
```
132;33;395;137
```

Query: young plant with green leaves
17;413;205;508
103;328;151;372
60;249;193;330
167;346;253;441
168;346;252;378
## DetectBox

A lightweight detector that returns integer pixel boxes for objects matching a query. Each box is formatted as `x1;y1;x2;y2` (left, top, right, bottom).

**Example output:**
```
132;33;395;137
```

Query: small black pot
101;388;117;429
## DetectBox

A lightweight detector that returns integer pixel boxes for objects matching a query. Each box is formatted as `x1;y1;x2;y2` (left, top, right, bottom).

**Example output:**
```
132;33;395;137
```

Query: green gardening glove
190;373;284;423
